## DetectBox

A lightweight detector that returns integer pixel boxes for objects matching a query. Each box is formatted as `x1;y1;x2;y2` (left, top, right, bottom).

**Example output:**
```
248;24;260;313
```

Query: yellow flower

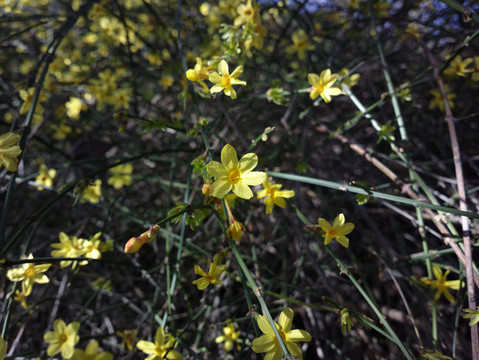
428;86;456;112
80;179;102;203
443;55;473;77
192;262;227;290
215;321;241;352
252;307;312;360
44;319;80;359
226;220;245;241
51;232;86;268
420;265;463;303
316;213;355;248
6;254;51;295
82;232;103;260
65;96;85;120
186;58;210;93
308;69;342;103
338;68;360;88
206;144;266;199
137;326;183;360
19;87;47;115
35;164;56;190
286;29;314;60
73;339;113;360
208;60;246;99
463;308;479;327
14;290;28;308
107;163;133;189
116;329;137;351
0;132;22;172
257;180;295;214
234;0;256;26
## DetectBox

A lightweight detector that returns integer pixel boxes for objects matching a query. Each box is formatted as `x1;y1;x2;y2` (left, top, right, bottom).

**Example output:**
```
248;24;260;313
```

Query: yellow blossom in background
107;163;133;189
43;319;80;359
234;0;256;26
35;164;56;190
192;262;227;290
160;75;174;90
257;180;295;214
137;326;183;360
463;308;479;327
116;329;138;351
316;213;355;248
226;219;245;241
14;290;28;308
443;55;473;77
73;339;113;360
429;85;456;112
286;29;314;60
252;307;312;360
19;87;47;115
308;69;342;103
51;232;86;268
420;265;463;303
208;60;246;99
82;232;103;260
206;144;266;199
65;96;85;120
80;179;102;203
6;254;51;295
186;57;210;92
215;320;241;352
338;68;360;88
51;122;74;140
0;132;22;172
404;23;421;40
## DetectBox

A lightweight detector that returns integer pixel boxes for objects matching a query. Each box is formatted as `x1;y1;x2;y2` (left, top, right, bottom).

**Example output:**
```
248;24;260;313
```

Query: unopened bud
226;220;245;242
202;183;211;196
124;225;160;253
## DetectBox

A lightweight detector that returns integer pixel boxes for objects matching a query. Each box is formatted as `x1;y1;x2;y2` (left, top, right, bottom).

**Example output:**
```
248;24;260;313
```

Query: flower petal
257;315;275;336
238;153;258;173
287;329;312;342
206;161;228;178
278;308;293;332
241;171;266;186
218;60;229;76
221;144;238;169
211;179;232;198
232;182;253;199
252;335;275;353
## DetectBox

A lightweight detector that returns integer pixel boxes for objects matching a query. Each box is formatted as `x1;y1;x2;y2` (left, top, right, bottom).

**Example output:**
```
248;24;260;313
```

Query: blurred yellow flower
65;96;85;120
308;69;342;103
286;29;314;60
51;232;86;268
226;220;245;241
338;68;360;88
206;144;266;199
137;326;183;360
208;60;246;99
107;163;133;189
234;0;256;26
429;85;456;112
6;254;51;295
80;179;102;203
252;307;312;360
0;132;22;172
35;164;56;190
443;55;473;77
73;339;113;360
116;329;137;351
43;319;80;359
215;321;241;352
192;262;226;290
186;58;210;92
316;213;354;248
420;265;463;303
257;180;295;214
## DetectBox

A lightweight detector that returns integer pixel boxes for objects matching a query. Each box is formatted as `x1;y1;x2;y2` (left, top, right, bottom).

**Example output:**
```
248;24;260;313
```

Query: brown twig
420;41;478;360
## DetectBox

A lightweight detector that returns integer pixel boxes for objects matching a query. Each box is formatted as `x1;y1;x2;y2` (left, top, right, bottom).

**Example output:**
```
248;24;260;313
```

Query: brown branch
420;41;478;360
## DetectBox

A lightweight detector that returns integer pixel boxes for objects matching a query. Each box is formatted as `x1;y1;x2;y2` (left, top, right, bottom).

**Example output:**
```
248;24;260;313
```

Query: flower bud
124;225;160;253
226;220;245;242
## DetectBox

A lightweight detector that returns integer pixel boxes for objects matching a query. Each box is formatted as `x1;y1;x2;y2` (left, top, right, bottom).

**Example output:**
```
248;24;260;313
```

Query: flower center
59;334;68;343
316;84;325;94
267;187;276;198
228;169;241;183
222;75;232;88
25;265;35;278
327;228;340;238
